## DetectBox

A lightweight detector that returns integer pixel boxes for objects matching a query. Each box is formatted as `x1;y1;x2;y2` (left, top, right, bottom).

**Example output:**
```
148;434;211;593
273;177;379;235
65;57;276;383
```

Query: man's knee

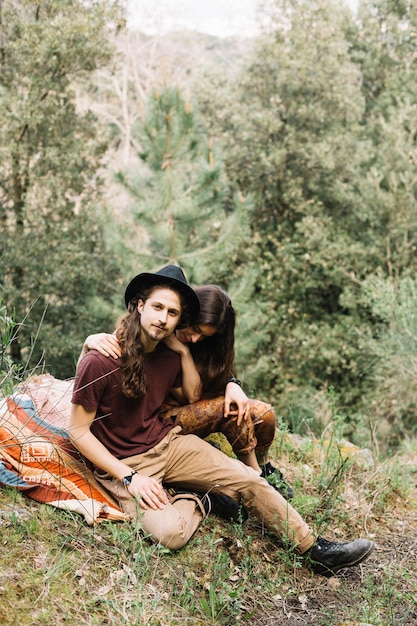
142;516;190;550
140;500;203;551
152;529;189;551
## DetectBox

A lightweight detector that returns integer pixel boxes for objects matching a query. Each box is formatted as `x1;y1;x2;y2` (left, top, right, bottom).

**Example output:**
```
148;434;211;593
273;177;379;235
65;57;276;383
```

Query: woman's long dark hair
190;285;236;397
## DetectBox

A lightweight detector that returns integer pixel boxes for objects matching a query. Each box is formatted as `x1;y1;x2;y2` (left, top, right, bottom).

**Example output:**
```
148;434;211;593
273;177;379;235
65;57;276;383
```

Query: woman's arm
77;331;201;402
77;333;121;367
164;333;202;403
224;381;250;426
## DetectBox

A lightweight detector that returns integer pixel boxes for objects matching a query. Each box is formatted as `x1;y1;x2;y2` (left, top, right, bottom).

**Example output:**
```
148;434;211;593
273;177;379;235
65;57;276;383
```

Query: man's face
138;287;182;349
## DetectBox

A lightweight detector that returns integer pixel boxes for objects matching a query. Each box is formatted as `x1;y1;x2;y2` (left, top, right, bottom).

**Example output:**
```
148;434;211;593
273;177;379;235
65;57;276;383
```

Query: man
70;264;375;576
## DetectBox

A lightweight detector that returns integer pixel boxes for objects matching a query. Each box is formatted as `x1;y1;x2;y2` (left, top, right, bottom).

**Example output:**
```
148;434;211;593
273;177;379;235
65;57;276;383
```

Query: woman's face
176;323;217;344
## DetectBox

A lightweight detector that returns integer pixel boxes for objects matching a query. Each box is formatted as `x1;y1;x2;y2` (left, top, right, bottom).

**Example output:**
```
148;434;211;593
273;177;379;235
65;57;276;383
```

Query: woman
80;285;293;499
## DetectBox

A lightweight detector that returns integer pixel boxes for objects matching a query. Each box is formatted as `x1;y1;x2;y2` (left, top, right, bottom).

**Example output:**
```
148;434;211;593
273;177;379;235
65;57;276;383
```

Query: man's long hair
116;294;148;398
189;285;237;397
116;284;189;398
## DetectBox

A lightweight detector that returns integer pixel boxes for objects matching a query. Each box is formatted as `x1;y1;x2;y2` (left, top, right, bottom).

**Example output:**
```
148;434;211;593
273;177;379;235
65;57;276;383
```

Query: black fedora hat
124;265;200;325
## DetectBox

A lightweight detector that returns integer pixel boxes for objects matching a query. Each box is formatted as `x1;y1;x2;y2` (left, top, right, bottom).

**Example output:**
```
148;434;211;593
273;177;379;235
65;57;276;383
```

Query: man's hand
127;474;168;510
224;382;250;426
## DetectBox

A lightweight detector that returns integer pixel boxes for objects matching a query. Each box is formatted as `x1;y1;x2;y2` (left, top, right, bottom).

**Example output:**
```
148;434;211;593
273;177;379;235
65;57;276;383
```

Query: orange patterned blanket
0;374;127;525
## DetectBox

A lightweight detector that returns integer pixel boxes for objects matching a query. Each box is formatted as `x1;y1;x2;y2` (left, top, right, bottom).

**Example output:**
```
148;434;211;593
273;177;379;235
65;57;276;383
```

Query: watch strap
226;377;242;387
122;470;137;487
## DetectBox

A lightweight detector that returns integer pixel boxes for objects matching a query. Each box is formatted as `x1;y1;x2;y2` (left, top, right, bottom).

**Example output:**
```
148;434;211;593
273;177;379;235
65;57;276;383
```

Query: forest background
1;0;417;458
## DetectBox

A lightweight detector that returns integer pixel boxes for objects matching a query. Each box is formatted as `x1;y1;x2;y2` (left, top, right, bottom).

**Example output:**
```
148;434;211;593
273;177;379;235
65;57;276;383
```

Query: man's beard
145;325;169;341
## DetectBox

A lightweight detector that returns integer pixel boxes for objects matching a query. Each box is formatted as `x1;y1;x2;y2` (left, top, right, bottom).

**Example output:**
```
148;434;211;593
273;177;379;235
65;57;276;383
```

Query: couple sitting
71;264;374;576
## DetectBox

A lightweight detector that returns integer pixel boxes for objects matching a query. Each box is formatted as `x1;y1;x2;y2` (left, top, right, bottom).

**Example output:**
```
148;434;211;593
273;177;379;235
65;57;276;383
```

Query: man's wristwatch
122;470;137;487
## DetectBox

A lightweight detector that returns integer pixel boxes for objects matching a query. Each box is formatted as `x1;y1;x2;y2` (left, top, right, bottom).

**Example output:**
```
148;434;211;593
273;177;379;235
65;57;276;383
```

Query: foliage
0;301;21;393
198;0;368;415
0;0;125;378
112;80;254;288
2;0;417;449
195;0;417;448
355;275;417;450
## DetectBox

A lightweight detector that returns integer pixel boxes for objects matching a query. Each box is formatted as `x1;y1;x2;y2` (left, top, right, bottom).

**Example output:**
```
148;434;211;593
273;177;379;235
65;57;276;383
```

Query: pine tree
113;81;254;287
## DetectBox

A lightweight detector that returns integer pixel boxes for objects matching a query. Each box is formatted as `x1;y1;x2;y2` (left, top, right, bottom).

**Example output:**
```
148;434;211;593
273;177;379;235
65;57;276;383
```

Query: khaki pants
95;427;314;554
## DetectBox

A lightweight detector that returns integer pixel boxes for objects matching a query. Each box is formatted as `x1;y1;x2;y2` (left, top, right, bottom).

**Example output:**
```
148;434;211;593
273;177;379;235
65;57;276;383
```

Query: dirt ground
250;508;417;625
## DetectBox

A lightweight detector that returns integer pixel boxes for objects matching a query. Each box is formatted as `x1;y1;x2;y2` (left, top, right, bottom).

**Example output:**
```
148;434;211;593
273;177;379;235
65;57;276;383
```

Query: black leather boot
261;462;294;500
308;536;375;576
207;491;248;523
165;486;248;523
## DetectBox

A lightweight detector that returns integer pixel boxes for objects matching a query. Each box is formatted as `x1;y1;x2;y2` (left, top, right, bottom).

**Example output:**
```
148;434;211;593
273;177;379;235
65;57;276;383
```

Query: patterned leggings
160;395;276;459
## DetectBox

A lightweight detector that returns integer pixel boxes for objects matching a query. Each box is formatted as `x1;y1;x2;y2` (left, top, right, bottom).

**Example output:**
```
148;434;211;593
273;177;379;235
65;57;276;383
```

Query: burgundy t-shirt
71;344;182;460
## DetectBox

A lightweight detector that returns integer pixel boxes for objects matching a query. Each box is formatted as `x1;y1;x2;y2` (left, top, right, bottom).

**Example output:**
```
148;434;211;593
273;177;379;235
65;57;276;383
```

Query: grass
1;427;417;626
1;306;416;624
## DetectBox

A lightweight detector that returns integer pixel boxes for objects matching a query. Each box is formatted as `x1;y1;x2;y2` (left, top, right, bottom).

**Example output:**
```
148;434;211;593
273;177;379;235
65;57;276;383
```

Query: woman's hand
84;333;121;359
163;332;188;355
164;332;202;403
224;382;250;426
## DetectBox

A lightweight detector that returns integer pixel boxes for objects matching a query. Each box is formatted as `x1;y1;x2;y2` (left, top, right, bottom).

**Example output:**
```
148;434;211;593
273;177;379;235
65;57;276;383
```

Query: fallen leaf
272;594;282;606
298;593;308;610
328;577;341;590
